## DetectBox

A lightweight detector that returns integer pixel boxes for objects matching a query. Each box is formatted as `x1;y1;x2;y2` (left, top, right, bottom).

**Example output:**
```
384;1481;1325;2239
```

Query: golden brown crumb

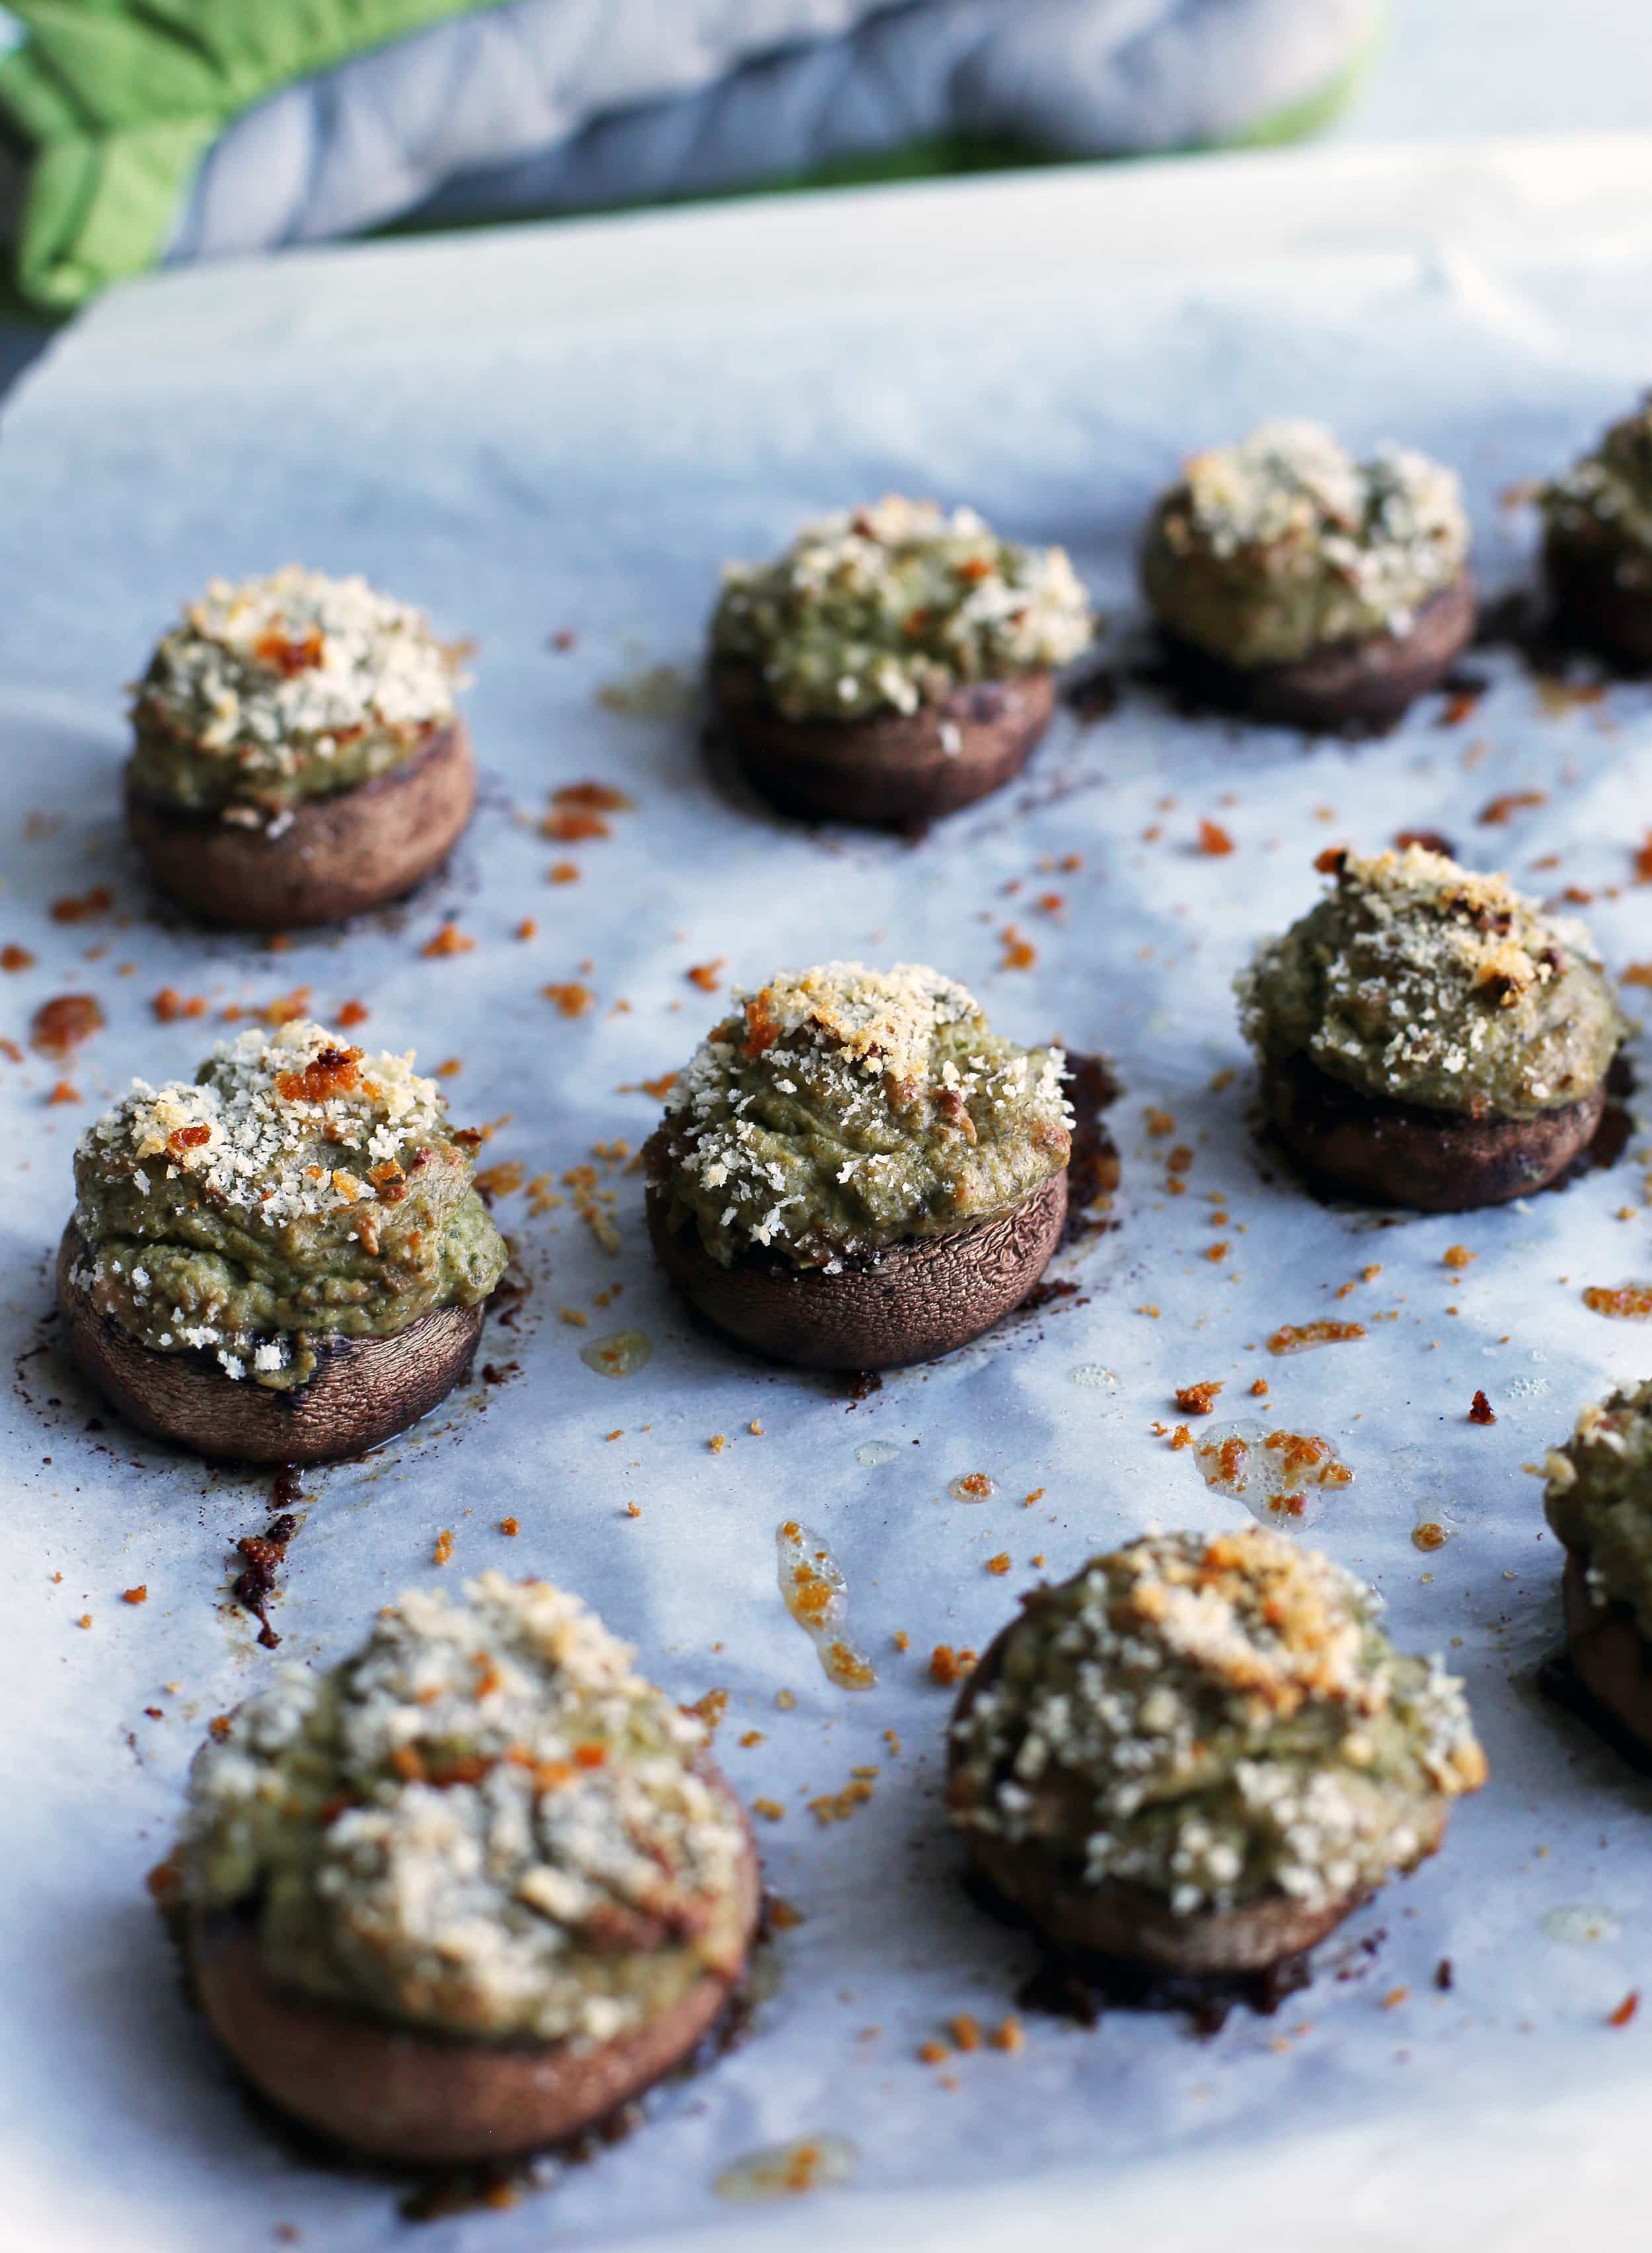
739;1730;765;1747
1250;1377;1270;1397
708;1433;727;1454
748;1420;765;1435
1197;819;1235;856
892;1629;911;1652
548;861;580;884
1468;1390;1496;1426
918;2041;950;2065
1168;1424;1193;1450
685;958;726;992
624;1502;641;1519
543;981;594;1017
928;1644;977;1687
1609;1991;1640;2027
1443;1244;1476;1271
1167;1144;1193;1174
752;1798;786;1821
775;1688;797;1710
1268;1320;1366;1356
499;1517;519;1537
948;2014;983;2052
1174;1380;1224;1416
560;1308;589;1327
808;1780;874;1826
1145;1108;1175;1136
999;925;1036;971
420;921;474;958
434;1057;463;1078
985;1552;1011;1576
514;919;537;941
1380;1987;1410;2009
990;2016;1025;2051
122;1585;147;1605
77;1613;93;1629
433;1529;455;1566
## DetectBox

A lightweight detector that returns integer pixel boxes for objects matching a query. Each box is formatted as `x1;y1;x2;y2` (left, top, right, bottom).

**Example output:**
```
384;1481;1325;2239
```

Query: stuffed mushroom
58;1017;507;1461
1542;1381;1652;1757
948;1529;1485;1980
126;566;474;927
1238;845;1624;1209
1540;395;1652;670
1141;422;1474;730
710;498;1092;825
644;961;1072;1368
169;1571;761;2164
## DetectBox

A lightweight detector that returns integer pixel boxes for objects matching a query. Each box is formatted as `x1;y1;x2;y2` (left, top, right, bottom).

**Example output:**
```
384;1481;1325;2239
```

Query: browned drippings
776;1519;876;1689
1062;1051;1122;1244
963;1866;1312;2036
232;1468;305;1648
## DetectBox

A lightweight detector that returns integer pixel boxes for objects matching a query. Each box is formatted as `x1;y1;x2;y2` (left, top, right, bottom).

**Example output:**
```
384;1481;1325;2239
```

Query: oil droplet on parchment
1067;1363;1118;1389
776;1521;876;1689
1185;1420;1353;1531
715;2135;858;2202
949;1472;994;1502
1540;1905;1622;1946
855;1439;901;1467
580;1330;652;1377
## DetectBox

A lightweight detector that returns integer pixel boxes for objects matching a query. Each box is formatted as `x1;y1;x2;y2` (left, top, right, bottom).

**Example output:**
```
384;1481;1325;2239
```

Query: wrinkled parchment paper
7;135;1652;2253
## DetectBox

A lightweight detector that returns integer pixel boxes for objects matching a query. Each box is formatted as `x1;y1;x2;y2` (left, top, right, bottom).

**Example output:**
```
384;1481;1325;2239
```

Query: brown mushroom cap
57;1222;484;1463
1163;572;1476;732
188;1778;762;2166
948;1617;1441;1978
1561;1549;1652;1751
1261;1051;1606;1211
126;719;475;929
646;1170;1066;1371
713;659;1055;826
1544;535;1652;672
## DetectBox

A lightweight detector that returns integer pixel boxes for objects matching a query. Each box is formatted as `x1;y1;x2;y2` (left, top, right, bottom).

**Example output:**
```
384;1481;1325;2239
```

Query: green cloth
0;1;489;308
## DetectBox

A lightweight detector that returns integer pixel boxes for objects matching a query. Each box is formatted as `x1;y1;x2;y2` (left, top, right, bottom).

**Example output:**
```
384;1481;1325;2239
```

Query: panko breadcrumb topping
950;1528;1483;1917
70;1019;506;1385
712;496;1092;722
1238;845;1623;1117
1543;1380;1652;1638
648;962;1071;1266
1143;422;1468;668
177;1572;750;2044
130;566;460;817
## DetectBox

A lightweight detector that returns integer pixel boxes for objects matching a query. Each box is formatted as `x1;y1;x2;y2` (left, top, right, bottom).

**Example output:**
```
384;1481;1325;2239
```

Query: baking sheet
7;135;1652;2253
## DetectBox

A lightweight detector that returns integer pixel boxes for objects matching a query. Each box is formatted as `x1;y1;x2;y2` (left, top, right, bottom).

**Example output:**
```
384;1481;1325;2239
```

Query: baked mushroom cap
173;1574;761;2164
648;1169;1065;1370
645;962;1072;1367
1159;575;1474;732
128;719;475;929
708;496;1090;825
1540;397;1652;671
60;1019;506;1460
1238;845;1624;1208
714;658;1055;826
948;1530;1484;1978
57;1222;482;1462
1261;1053;1605;1211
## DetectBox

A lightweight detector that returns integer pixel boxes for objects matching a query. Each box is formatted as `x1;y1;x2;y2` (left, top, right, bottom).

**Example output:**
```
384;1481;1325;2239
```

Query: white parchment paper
6;136;1652;2253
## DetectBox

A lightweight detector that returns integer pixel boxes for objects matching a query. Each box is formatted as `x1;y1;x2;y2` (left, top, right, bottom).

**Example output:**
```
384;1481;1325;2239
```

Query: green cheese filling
711;495;1092;722
1238;845;1624;1118
70;1018;506;1389
647;961;1071;1268
950;1529;1485;1917
1141;420;1468;669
